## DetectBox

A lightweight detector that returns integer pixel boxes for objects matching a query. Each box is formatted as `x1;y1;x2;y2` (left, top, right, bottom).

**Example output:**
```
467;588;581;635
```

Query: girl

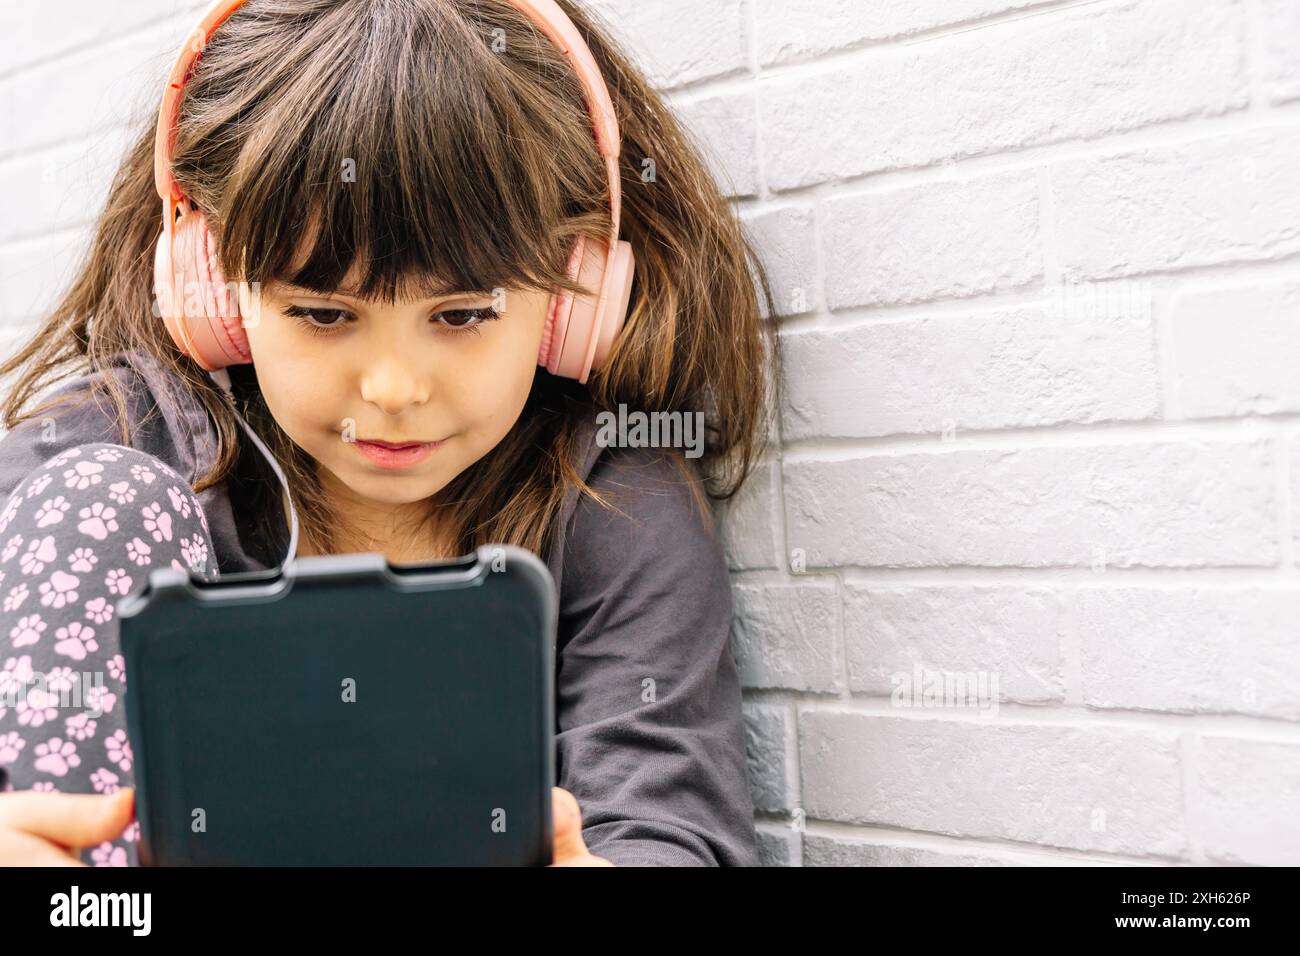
0;0;779;866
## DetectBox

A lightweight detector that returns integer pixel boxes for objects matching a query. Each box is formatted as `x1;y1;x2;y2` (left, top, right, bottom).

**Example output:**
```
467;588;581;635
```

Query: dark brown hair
0;0;781;561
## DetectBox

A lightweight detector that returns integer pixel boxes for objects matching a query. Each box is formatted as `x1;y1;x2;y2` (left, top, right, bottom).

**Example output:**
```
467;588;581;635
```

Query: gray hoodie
0;350;759;866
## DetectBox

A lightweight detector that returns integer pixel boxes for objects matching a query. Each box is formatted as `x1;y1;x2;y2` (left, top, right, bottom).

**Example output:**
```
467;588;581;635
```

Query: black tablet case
117;544;555;867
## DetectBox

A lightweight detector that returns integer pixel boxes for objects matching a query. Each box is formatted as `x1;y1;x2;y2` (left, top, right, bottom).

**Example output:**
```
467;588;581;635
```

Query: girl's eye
283;305;351;335
282;305;501;337
434;308;501;336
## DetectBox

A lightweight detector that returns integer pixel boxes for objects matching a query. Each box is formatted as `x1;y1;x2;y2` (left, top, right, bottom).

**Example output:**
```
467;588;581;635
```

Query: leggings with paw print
0;442;217;866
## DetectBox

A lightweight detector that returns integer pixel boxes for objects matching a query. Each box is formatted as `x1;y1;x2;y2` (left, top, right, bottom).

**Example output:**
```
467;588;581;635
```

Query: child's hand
548;787;614;867
0;787;135;866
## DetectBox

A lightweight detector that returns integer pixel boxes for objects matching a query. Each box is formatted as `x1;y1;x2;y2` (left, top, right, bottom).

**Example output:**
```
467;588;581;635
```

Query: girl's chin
343;465;450;503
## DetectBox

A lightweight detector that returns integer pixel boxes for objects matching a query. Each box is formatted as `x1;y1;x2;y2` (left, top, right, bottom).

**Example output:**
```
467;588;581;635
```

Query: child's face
238;276;550;510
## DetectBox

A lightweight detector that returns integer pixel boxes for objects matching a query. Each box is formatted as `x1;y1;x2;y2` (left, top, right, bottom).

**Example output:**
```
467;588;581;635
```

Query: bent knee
0;443;216;583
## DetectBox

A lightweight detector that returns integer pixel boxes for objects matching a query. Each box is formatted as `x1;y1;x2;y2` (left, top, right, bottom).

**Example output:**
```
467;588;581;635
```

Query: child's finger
0;788;134;849
0;829;90;867
550;786;591;863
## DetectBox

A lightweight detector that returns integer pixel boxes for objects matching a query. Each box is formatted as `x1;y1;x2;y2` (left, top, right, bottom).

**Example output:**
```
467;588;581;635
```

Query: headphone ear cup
589;239;634;374
158;207;252;371
538;237;586;376
542;235;632;382
153;216;188;359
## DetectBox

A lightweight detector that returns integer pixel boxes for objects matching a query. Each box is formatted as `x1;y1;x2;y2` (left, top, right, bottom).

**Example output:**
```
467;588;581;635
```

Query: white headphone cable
207;367;299;571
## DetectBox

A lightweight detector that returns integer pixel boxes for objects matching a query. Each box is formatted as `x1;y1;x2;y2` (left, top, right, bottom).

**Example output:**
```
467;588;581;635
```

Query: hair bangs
211;0;605;307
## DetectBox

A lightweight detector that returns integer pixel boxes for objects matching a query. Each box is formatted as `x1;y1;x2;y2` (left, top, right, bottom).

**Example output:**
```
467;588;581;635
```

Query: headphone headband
153;0;622;236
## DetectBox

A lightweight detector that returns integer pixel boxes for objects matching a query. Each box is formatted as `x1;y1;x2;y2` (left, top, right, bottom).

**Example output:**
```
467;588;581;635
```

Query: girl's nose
359;358;431;415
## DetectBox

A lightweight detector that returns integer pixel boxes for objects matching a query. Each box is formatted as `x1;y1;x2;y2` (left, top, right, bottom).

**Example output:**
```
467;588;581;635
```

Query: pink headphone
153;0;635;385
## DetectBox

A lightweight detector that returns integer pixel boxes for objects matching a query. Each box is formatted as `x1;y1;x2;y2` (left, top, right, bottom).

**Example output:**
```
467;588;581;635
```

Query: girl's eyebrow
277;283;481;301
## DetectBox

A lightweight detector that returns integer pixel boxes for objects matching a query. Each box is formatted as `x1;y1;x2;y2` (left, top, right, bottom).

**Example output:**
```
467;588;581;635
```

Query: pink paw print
0;730;26;764
46;448;81;467
83;686;116;712
9;613;46;648
1;651;32;675
66;711;98;741
142;502;173;543
92;447;125;463
85;684;117;716
106;730;132;772
17;691;58;728
63;460;104;491
105;568;133;595
0;657;27;715
33;736;80;776
31;781;55;792
108;480;136;505
123;820;140;843
129;463;156;485
0;494;21;531
24;472;53;498
2;534;23;563
35;496;71;527
45;665;77;698
90;842;128;867
38;570;79;609
84;596;114;624
18;697;59;728
77;502;119;541
20;536;58;576
90;767;120;793
126;538;152;567
4;582;28;612
68;546;98;573
107;654;126;682
53;621;97;661
167;485;193;519
180;535;209;571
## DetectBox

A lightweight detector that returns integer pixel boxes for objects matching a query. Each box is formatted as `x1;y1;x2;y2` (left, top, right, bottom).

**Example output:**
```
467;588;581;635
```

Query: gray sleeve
0;374;130;498
553;445;759;867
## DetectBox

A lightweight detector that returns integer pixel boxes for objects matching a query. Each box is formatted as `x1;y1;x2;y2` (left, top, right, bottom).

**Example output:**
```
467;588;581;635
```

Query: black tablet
117;544;556;866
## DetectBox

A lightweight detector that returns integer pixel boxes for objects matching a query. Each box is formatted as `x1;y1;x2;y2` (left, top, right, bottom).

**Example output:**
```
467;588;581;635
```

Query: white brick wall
598;0;1300;866
0;0;209;357
2;0;1298;867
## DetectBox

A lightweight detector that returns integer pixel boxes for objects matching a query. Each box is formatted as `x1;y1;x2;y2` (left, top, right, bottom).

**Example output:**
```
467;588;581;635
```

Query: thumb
1;788;135;849
550;787;590;863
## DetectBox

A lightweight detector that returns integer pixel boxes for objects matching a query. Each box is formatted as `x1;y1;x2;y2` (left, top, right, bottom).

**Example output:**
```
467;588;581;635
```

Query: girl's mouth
352;438;446;470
